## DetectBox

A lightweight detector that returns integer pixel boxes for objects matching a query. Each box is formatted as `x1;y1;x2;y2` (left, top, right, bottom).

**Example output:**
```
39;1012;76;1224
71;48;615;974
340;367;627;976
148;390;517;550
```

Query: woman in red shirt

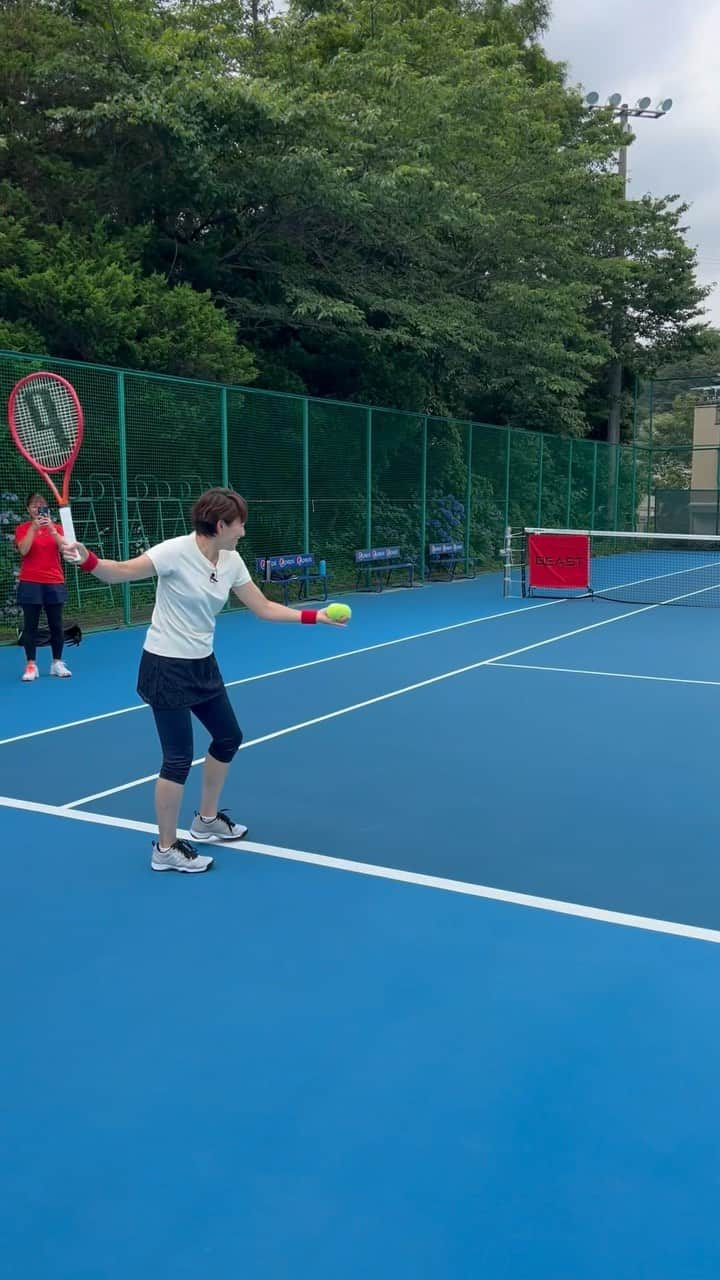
14;493;72;682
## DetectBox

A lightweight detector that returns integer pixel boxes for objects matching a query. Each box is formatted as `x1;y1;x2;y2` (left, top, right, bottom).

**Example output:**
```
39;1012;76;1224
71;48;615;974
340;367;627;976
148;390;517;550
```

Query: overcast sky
542;0;720;327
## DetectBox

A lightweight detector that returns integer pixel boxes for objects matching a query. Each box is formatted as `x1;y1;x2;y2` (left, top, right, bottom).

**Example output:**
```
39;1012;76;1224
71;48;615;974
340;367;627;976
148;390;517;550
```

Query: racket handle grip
59;505;81;561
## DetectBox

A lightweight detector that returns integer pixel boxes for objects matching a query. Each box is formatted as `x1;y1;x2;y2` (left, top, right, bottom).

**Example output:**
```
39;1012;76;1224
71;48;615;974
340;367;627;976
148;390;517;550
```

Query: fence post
220;387;229;488
504;429;511;530
116;371;131;626
612;443;621;530
365;407;372;549
302;398;310;554
566;438;573;526
632;375;640;531
464;423;472;572
419;415;428;581
591;441;598;529
536;434;544;526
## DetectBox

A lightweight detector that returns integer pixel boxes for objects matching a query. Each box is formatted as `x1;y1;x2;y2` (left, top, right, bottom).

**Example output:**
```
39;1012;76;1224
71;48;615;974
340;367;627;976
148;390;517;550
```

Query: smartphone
37;505;51;520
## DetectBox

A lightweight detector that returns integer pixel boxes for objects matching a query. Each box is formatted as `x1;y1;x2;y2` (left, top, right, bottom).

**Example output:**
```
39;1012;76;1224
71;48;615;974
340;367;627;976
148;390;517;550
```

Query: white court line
63;592;686;808
0;598;565;749
492;662;720;688
0;794;718;946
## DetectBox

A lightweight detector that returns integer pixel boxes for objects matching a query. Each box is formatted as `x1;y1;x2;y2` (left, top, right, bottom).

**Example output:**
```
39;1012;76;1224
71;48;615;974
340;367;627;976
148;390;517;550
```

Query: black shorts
137;649;225;710
16;582;67;607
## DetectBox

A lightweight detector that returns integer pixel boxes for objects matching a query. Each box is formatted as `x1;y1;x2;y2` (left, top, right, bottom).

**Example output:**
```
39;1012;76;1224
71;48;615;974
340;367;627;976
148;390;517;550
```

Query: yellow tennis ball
326;602;352;622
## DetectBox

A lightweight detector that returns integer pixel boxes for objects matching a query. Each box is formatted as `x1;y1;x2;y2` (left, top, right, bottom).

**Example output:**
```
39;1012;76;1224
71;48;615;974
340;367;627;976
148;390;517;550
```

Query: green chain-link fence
634;374;720;535
1;349;651;640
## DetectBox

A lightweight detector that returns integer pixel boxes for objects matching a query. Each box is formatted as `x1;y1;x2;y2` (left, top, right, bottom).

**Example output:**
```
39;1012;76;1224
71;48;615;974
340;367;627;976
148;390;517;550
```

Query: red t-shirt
14;522;65;584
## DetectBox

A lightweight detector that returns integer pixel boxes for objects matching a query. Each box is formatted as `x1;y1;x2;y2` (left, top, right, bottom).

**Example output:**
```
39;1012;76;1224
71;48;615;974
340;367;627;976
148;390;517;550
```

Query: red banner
527;533;590;591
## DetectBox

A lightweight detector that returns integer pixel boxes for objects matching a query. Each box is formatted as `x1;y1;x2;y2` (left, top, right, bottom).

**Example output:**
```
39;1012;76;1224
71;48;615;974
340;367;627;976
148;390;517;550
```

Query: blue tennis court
3;574;720;1279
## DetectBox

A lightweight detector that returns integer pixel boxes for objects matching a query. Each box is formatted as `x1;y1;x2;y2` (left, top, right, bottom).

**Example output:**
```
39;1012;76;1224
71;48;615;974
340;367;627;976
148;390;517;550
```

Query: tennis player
15;493;72;681
63;487;345;874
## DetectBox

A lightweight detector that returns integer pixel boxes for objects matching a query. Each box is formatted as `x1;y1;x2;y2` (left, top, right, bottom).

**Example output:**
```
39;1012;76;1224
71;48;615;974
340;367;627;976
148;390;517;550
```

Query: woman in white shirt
65;487;343;874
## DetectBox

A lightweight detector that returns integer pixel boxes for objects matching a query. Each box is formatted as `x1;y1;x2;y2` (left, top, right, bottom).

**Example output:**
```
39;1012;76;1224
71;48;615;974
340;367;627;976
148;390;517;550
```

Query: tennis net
520;527;720;607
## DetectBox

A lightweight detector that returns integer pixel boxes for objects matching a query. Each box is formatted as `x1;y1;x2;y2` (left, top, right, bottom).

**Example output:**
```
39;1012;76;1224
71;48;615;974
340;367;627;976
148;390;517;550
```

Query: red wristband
300;610;317;624
80;551;99;573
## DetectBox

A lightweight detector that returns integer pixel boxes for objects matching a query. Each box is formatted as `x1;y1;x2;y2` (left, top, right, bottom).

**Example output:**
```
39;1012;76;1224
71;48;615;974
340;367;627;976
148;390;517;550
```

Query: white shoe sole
190;825;248;842
151;860;214;873
50;671;72;678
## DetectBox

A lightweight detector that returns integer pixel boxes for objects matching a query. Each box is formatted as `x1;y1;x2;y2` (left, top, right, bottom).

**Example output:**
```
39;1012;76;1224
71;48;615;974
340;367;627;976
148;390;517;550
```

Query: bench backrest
428;542;464;556
354;546;402;564
256;553;315;578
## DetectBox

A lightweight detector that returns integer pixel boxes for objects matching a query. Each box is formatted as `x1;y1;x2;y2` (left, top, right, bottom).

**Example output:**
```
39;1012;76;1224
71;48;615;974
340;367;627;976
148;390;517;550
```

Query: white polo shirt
144;534;251;659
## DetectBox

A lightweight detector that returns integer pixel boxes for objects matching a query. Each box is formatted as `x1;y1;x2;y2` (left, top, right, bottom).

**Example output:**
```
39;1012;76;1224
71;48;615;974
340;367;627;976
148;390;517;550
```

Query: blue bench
355;546;414;592
427;542;477;580
256;553;329;606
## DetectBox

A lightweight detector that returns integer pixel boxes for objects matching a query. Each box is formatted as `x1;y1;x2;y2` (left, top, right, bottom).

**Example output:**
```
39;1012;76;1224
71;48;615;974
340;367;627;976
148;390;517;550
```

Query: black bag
15;622;82;647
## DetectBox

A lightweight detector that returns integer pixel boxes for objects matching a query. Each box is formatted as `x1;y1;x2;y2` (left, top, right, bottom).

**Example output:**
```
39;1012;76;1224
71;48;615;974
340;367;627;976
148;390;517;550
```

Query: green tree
0;0;708;437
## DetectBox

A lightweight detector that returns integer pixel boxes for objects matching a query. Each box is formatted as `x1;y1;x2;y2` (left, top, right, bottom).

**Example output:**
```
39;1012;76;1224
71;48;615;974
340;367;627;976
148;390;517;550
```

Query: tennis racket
8;372;84;551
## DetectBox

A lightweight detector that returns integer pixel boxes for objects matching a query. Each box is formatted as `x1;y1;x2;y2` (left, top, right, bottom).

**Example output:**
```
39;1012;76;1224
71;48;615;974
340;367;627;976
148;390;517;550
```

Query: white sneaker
151;839;214;873
21;661;39;682
190;810;248;841
50;659;72;678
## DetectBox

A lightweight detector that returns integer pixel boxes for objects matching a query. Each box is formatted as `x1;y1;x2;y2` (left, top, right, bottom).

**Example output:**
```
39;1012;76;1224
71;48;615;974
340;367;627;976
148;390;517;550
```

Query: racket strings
13;375;80;469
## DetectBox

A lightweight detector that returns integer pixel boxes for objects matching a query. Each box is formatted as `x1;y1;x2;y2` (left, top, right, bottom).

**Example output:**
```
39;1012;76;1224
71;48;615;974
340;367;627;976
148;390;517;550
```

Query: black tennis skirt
16;581;67;606
137;649;225;710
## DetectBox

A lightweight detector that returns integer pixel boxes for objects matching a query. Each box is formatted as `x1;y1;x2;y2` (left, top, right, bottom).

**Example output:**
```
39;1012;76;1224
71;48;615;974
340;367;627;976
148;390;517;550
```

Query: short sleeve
233;554;251;588
145;540;177;577
14;522;29;546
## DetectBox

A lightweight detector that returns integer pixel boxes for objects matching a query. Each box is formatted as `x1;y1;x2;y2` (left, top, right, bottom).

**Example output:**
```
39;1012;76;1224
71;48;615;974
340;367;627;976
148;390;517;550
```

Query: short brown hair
190;487;248;536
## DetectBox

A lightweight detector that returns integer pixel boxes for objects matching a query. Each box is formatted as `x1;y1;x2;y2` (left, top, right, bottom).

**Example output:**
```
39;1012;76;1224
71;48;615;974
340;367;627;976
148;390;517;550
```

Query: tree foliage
0;0;709;434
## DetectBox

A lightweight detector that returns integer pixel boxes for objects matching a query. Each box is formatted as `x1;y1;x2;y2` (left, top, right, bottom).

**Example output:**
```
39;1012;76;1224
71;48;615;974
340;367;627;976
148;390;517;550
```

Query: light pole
585;93;673;448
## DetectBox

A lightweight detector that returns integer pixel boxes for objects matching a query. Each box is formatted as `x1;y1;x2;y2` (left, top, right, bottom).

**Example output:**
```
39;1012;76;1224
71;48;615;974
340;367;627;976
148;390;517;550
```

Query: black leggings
152;689;243;786
21;603;64;662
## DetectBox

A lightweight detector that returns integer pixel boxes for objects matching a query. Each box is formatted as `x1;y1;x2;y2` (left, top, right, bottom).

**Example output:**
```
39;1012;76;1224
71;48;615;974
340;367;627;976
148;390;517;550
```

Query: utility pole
585;93;673;447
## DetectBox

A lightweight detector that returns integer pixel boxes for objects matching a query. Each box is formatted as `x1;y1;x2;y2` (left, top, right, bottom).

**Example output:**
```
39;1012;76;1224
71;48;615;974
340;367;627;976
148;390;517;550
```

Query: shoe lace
173;839;198;860
214;810;235;832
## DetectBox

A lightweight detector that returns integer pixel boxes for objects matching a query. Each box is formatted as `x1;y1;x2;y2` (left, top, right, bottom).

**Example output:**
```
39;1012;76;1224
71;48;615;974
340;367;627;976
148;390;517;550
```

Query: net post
116;371;131;627
501;526;513;597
